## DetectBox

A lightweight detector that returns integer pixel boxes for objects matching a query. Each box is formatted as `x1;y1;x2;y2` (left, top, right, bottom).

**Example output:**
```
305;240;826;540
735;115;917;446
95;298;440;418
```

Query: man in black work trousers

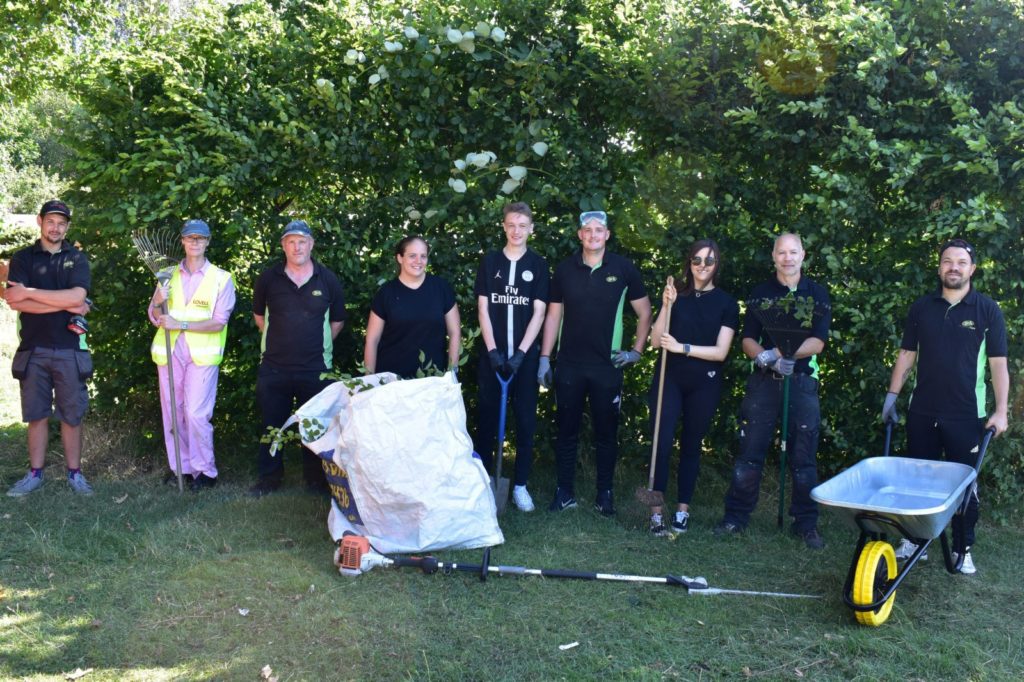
540;210;651;516
250;220;346;496
883;238;1009;575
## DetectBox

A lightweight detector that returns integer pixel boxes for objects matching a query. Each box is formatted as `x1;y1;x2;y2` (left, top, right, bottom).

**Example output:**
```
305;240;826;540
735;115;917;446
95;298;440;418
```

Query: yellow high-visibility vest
151;263;232;366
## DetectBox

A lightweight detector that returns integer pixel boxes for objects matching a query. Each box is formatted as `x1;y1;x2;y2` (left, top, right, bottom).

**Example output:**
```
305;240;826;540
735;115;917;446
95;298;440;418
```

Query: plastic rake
131;228;185;492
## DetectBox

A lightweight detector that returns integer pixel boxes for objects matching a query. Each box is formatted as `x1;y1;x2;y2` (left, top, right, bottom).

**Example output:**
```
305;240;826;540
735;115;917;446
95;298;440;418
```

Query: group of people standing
4;199;1010;571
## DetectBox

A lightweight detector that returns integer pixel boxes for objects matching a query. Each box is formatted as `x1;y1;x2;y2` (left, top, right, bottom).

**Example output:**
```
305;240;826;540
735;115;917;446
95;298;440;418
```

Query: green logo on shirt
606;275;618;283
312;290;323;297
961;319;975;330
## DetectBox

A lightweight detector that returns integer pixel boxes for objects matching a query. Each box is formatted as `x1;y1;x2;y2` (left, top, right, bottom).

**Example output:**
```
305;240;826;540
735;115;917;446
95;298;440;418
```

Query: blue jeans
722;372;821;531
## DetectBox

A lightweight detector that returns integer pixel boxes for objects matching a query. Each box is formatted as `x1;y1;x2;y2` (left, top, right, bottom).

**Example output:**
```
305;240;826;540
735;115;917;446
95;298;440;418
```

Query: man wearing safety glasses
540;210;651;515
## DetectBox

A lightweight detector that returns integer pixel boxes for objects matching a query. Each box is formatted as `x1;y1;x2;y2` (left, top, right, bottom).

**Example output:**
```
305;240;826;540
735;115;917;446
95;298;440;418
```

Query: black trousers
553;361;624;494
648;362;723;505
906;411;986;547
255;364;330;486
473;349;540;486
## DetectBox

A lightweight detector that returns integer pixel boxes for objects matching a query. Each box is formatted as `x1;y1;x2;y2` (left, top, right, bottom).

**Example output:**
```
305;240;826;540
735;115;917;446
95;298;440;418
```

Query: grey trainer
7;472;44;497
67;471;94;496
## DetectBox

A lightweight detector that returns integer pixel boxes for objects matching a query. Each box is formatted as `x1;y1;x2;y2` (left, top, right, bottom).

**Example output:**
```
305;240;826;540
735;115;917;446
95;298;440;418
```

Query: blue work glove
771;356;795;376
612;349;641;369
537;356;553;388
487;348;505;372
754;349;779;369
504;349;526;376
882;391;899;424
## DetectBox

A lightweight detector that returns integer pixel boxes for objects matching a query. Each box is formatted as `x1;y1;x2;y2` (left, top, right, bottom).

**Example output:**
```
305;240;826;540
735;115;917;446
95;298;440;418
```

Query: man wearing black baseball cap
882;238;1010;574
4;200;96;496
249;219;347;496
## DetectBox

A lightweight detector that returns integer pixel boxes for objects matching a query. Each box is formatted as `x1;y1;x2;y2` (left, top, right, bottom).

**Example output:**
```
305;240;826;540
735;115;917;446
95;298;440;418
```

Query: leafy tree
59;0;1023;505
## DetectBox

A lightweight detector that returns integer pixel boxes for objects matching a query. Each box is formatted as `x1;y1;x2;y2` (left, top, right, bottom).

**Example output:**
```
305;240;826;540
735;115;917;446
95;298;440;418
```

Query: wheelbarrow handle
883;421;893;457
972;426;997;472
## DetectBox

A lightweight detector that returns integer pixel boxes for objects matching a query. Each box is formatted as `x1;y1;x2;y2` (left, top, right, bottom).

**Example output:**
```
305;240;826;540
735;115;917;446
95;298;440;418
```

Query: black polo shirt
742;276;831;379
901;287;1007;419
550;250;647;367
474;247;550;356
9;239;91;351
252;260;346;372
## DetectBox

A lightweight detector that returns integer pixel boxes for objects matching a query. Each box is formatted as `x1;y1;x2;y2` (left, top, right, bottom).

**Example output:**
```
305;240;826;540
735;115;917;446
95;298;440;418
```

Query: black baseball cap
39;200;72;220
939;238;975;263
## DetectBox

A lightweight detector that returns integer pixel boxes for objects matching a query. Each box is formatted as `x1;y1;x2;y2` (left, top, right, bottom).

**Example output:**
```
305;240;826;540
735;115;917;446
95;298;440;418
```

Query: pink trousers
157;355;220;478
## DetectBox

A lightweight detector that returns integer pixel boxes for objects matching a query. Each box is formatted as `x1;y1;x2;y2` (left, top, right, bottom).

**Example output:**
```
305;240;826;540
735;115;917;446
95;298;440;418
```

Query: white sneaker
895;538;927;561
512;485;535;512
958;550;976;575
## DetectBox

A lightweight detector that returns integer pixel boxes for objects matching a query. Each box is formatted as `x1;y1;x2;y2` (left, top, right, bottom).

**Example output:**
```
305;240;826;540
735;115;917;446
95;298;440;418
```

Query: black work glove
487;348;505;372
505;349;526;376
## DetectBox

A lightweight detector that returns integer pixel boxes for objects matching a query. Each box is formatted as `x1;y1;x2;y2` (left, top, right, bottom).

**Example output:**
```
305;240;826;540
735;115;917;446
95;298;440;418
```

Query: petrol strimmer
334;534;819;599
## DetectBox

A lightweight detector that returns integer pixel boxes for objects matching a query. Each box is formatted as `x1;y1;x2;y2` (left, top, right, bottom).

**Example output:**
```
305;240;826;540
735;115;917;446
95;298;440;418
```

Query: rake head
131;229;182;282
749;295;830;357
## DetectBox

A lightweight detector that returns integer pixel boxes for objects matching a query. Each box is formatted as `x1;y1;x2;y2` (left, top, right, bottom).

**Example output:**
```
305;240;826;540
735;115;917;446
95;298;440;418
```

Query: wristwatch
181;322;190;331
684;343;691;355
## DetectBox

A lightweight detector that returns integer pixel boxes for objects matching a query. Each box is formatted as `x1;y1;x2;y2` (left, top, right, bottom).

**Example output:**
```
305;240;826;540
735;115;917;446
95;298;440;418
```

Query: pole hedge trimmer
335;534;819;599
131;228;185;493
748;294;831;529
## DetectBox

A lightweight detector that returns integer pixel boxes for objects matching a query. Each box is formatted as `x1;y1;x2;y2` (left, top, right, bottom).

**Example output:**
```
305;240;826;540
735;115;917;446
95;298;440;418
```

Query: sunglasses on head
579;210;608;226
690;256;717;267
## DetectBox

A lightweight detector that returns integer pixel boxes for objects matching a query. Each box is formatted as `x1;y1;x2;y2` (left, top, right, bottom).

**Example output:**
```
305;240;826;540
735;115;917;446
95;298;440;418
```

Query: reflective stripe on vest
151;264;232;366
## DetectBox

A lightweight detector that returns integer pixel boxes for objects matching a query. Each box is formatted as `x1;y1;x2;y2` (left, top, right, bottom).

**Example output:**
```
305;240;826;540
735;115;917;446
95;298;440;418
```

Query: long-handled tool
636;275;673;508
749;295;830;529
492;370;513;513
335;534;819;599
131;229;185;493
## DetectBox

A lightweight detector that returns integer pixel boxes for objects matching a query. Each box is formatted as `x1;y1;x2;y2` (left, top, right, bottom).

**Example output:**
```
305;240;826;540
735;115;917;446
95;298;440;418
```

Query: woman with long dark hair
364;236;461;378
647;239;739;536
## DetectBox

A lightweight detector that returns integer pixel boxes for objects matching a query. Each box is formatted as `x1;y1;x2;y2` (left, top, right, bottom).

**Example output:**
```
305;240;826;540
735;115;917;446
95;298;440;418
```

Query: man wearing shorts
5;200;95;496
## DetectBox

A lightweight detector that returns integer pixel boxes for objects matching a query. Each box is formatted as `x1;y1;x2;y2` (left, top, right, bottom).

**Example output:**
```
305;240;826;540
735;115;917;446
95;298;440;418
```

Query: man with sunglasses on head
147;219;236;491
882;239;1009;575
714;233;831;549
540;210;651;515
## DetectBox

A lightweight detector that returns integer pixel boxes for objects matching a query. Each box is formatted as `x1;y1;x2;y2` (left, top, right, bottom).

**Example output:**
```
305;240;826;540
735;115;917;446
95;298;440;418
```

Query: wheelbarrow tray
811;456;977;541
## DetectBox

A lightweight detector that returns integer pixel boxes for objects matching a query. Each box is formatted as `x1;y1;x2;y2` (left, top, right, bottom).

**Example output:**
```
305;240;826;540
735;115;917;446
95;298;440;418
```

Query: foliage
55;0;1023;503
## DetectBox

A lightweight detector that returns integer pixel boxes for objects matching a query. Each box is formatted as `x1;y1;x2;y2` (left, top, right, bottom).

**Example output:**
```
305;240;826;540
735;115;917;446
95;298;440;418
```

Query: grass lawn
2;305;1023;680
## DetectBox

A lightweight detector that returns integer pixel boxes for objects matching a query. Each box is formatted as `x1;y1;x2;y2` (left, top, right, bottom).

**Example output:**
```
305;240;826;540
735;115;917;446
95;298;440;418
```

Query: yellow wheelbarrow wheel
853;540;897;626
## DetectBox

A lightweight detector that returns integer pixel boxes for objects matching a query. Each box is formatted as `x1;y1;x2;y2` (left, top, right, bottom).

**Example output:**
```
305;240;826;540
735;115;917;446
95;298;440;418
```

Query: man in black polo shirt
715;233;831;548
540;210;651;515
249;220;346;496
4;200;95;497
883;239;1009;574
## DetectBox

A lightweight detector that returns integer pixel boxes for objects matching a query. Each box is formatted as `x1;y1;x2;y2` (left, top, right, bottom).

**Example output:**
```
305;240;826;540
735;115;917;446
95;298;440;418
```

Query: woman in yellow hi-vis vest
147;220;236;491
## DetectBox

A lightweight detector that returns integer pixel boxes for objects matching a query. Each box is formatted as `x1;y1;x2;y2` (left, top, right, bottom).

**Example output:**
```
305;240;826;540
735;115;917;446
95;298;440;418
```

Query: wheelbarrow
810;424;996;626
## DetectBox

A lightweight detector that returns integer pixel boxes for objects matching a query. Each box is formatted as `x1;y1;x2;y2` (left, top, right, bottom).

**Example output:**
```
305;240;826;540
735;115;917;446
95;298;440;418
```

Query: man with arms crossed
883;238;1009;574
5;200;95;496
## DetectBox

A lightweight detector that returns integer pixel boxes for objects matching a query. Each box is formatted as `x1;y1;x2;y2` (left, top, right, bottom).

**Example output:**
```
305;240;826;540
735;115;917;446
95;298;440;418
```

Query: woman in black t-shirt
647;238;740;537
364;236;461;378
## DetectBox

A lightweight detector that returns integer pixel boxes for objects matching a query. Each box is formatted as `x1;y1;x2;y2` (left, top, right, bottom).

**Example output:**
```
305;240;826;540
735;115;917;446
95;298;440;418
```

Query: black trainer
190;473;218;491
548;487;578;512
248;477;282;498
793;526;825;550
593;489;616;516
713;521;743;537
650;513;668;537
162;470;191;486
